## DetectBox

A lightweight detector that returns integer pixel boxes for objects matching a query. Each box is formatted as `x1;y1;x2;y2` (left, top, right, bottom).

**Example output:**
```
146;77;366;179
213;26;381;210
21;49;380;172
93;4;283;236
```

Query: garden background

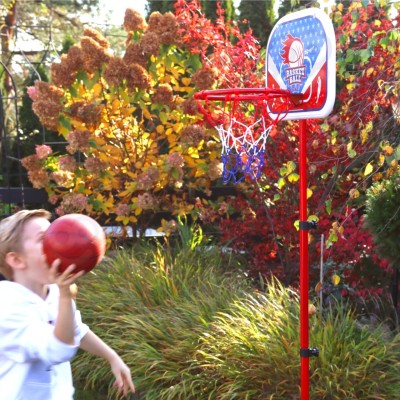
1;0;400;398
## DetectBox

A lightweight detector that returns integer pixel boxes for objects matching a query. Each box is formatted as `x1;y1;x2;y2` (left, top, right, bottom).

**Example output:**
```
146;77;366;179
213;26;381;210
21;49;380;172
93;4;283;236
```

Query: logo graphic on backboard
281;34;306;86
266;8;336;120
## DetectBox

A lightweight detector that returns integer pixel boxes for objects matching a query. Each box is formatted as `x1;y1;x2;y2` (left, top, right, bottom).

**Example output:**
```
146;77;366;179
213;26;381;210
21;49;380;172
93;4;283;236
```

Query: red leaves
176;0;396;296
174;0;261;89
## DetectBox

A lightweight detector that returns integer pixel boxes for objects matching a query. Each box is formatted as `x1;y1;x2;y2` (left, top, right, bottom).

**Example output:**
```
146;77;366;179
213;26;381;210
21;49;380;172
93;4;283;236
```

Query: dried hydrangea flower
124;8;147;32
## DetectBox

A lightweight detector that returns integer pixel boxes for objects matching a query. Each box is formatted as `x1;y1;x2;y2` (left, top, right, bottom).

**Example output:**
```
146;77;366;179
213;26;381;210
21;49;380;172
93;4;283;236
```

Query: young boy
0;209;135;399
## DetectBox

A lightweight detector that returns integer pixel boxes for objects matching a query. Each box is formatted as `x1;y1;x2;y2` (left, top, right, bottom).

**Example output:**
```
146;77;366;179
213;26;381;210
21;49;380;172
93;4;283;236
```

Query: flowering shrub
23;11;228;231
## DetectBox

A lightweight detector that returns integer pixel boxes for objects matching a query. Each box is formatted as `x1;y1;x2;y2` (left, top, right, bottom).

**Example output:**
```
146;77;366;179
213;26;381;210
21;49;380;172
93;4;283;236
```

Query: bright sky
94;0;145;25
98;0;334;26
98;0;246;24
96;0;153;24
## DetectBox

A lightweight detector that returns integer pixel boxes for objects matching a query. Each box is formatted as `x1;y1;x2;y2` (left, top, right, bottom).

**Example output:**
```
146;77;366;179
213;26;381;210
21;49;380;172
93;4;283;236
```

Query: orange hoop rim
194;87;302;103
193;88;303;183
194;87;303;127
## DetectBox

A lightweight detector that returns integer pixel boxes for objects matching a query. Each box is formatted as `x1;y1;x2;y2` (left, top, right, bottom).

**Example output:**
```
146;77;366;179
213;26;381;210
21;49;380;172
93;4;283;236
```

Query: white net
194;88;293;184
215;115;273;183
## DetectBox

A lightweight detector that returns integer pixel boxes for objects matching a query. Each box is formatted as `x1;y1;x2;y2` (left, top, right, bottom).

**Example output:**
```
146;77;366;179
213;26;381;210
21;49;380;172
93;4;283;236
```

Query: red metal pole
299;119;309;400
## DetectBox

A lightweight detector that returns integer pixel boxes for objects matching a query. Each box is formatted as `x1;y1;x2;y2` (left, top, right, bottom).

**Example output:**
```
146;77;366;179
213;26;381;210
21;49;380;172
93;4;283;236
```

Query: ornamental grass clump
73;238;400;399
72;236;251;398
194;288;400;399
310;304;400;399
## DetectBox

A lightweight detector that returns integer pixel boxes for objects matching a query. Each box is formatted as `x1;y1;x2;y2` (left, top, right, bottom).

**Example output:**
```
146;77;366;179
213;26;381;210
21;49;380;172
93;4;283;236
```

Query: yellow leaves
364;162;373;176
307;188;313;199
278;161;300;186
286;160;296;173
360;121;373;144
167;133;178;145
184;155;199;168
94;193;114;215
176;202;194;217
187;147;200;159
366;67;374;77
111;98;122;114
115;215;137;226
99;145;121;159
349;188;360;199
166;64;185;80
120;181;137;197
173;81;193;94
332;221;344;236
360;130;368;145
70;119;87;131
58;124;70;137
331;274;341;286
287;173;299;183
92;82;103;98
372;172;383;182
100;176;118;191
347;141;357;158
142;108;152;120
326;221;344;248
173;122;183;133
121;107;136;117
383;145;394;156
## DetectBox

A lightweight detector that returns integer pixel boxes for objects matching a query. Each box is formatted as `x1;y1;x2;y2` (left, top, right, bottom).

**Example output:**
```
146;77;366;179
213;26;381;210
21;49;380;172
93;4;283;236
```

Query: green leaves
347;141;357;158
344;48;372;66
358;48;372;64
278;160;299;188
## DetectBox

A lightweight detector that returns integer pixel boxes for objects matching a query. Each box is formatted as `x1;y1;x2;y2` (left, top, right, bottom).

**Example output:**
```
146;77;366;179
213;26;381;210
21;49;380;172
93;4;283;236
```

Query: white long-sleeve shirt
0;282;90;400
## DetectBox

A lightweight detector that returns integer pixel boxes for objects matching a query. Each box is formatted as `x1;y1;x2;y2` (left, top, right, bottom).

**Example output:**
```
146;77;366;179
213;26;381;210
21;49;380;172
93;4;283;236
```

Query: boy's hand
110;355;135;397
79;331;136;398
49;259;84;295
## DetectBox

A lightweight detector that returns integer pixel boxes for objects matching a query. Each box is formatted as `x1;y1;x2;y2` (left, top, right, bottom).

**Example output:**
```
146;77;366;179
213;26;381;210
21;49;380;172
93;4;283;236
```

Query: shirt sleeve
0;304;78;365
74;307;90;340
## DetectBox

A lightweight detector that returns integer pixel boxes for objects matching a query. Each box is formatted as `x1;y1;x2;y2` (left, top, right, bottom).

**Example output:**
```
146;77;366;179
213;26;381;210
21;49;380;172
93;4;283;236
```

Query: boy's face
19;217;53;285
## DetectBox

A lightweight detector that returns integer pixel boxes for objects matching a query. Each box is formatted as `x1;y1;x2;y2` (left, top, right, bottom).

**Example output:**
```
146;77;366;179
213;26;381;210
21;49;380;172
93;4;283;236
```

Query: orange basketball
43;214;106;274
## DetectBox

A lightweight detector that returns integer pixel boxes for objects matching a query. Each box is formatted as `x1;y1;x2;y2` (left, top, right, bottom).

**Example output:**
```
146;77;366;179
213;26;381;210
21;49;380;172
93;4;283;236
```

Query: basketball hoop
193;7;336;400
194;88;302;183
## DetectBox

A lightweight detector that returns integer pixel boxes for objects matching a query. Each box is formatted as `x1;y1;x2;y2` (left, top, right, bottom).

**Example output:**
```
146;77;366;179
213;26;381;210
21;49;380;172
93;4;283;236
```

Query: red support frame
299;119;310;399
194;91;320;399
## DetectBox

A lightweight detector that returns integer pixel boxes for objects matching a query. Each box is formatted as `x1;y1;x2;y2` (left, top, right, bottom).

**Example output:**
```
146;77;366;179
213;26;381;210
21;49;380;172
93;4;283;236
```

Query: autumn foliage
23;0;400;294
23;8;226;235
211;1;400;291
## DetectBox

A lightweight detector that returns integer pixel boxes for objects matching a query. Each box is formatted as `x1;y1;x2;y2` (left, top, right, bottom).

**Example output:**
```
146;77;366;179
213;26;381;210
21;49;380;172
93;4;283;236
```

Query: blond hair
0;209;51;280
